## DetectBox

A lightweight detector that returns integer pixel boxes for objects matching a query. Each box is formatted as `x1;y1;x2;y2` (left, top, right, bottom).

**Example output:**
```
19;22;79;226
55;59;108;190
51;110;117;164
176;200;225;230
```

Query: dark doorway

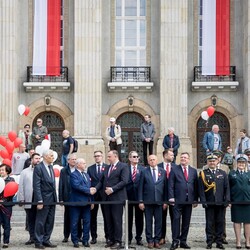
116;112;144;164
33;112;65;165
197;111;230;168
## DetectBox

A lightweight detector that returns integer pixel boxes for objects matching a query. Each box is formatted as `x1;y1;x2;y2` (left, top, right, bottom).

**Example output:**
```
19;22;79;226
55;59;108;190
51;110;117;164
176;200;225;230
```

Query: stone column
0;1;19;134
74;0;104;159
158;0;192;162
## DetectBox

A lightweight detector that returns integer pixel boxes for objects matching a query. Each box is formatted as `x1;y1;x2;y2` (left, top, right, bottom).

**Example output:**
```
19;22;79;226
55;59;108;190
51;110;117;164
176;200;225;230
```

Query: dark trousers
0;207;12;244
172;204;192;244
64;205;82;239
205;205;224;245
34;205;55;245
25;205;37;241
70;206;91;244
90;203;109;240
161;205;174;239
109;142;121;160
128;203;144;242
103;203;123;243
144;205;162;244
142;141;154;165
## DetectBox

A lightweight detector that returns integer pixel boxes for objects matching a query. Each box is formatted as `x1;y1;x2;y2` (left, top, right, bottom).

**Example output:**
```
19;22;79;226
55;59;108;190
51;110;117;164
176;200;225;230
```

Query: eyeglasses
132;156;139;158
37;121;42;123
94;155;102;157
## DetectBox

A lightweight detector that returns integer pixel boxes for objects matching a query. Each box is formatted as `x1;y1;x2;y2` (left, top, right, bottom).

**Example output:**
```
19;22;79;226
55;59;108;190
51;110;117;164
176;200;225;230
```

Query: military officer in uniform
199;154;230;250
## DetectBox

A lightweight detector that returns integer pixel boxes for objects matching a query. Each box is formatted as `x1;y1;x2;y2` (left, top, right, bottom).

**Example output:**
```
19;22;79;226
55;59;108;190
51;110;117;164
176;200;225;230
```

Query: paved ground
1;205;245;249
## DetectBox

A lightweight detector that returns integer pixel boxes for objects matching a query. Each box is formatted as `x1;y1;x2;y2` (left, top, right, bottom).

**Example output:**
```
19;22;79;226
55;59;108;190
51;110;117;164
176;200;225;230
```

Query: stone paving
2;205;245;249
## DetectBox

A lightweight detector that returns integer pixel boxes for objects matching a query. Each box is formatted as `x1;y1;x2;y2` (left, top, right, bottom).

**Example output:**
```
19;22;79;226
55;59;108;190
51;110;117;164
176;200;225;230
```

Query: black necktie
48;165;53;178
97;164;101;175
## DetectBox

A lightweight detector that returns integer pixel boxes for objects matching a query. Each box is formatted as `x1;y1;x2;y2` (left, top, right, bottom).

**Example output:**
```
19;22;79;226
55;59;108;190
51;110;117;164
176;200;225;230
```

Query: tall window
115;0;146;66
198;0;203;66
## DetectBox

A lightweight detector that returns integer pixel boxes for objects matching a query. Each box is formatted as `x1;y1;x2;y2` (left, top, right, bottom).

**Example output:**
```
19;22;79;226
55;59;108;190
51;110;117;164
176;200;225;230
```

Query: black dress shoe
62;238;68;243
206;244;212;249
110;242;122;249
43;241;57;248
73;243;79;248
216;244;225;249
90;238;97;244
236;246;242;249
83;242;90;247
137;240;143;246
170;242;179;250
25;239;35;245
222;239;228;244
105;241;115;248
180;242;191;249
35;245;45;249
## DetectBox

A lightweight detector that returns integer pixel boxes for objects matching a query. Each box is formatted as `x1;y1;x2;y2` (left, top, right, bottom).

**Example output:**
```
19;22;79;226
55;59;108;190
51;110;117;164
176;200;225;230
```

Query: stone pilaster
158;0;193;163
0;1;19;134
74;0;104;160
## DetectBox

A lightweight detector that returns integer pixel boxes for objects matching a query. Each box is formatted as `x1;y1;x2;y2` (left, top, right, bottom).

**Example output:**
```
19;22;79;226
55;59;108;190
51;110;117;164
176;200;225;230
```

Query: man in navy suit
70;158;94;248
158;149;176;245
59;153;81;243
87;150;109;244
126;151;145;246
94;150;129;249
168;152;199;250
139;155;167;249
33;149;57;249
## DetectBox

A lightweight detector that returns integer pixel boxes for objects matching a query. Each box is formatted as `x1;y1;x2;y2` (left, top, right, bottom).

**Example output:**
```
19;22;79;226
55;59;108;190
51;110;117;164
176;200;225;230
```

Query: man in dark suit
70;158;94;248
87;150;109;244
199;154;230;249
138;154;167;249
58;153;81;243
94;150;129;249
33;149;57;249
168;152;199;250
126;151;145;246
158;149;176;245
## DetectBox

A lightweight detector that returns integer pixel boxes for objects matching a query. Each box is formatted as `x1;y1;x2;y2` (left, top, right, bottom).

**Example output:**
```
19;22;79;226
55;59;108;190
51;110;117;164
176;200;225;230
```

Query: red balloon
8;131;17;142
14;138;23;148
53;168;60;177
3;182;18;197
2;159;11;166
24;106;30;116
0;150;9;159
5;141;15;154
207;106;215;117
0;136;6;147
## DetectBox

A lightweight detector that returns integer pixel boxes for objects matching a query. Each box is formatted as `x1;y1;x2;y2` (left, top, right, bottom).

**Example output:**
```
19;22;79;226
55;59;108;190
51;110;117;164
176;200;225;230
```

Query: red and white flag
32;0;61;76
202;0;230;75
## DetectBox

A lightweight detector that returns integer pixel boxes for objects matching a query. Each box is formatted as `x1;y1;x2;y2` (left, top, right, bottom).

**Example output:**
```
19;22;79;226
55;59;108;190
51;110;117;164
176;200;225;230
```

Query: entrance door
197;111;230;168
117;112;144;164
33;112;65;165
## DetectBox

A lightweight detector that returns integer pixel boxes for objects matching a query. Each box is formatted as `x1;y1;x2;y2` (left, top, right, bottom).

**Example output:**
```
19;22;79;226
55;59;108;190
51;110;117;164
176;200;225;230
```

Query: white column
0;1;18;133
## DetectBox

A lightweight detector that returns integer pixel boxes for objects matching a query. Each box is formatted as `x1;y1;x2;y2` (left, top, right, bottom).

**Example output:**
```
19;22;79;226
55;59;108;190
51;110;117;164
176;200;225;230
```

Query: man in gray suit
18;153;41;245
33;149;57;249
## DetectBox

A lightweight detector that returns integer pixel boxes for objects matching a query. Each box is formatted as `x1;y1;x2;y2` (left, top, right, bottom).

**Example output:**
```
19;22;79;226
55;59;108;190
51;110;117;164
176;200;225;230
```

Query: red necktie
183;166;188;181
166;163;170;178
108;164;114;177
132;167;136;182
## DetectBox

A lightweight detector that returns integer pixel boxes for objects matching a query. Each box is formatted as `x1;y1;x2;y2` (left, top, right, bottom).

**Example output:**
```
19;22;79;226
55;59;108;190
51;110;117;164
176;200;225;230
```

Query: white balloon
53;151;58;162
18;104;26;115
0;178;5;193
41;139;51;150
35;145;44;156
201;111;209;121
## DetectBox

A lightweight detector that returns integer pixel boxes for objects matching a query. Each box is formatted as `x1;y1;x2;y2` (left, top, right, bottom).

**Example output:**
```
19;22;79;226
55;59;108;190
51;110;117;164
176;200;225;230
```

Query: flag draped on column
32;0;61;76
202;0;230;75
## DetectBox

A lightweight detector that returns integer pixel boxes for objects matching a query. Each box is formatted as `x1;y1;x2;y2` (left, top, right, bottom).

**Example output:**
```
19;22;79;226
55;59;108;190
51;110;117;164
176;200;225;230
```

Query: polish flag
32;0;61;76
202;0;230;75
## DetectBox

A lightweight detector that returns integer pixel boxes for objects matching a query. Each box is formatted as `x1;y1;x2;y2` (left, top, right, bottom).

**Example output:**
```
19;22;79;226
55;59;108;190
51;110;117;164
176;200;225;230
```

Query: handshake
90;187;97;195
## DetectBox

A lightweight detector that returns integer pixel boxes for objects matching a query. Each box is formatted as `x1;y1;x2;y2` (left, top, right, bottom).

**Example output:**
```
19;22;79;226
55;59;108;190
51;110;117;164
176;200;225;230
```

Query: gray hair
42;149;54;157
168;127;175;133
76;158;86;165
67;153;77;160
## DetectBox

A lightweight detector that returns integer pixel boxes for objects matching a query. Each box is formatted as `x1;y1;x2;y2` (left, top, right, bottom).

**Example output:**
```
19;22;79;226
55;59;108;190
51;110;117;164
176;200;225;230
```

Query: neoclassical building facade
0;0;248;167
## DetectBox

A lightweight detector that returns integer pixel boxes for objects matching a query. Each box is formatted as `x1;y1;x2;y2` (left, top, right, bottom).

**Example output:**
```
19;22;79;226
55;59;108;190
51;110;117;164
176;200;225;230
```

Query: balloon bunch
201;106;215;121
18;104;30;116
0;131;23;166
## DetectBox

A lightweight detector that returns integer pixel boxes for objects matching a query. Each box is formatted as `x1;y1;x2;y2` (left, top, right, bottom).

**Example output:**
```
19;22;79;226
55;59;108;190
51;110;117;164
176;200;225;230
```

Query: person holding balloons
0;163;17;248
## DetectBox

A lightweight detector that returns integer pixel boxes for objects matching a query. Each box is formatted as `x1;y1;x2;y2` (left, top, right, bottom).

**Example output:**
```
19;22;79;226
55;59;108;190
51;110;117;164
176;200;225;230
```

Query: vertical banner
202;0;230;75
33;0;61;76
